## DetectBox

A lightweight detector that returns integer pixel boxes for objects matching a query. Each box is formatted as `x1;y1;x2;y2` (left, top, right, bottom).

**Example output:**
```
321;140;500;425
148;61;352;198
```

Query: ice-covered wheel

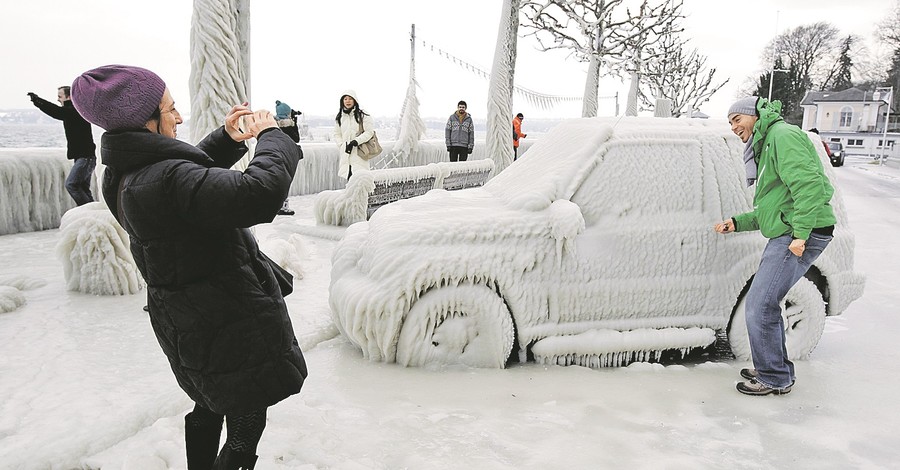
727;277;826;360
397;284;515;368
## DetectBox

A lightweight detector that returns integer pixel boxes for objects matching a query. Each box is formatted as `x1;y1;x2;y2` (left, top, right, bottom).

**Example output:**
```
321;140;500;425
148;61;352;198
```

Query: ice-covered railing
314;159;495;226
0;149;96;235
0;140;534;235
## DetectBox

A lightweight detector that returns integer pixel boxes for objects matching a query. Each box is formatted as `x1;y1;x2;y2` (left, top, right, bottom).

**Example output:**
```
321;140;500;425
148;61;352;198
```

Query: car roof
485;117;734;209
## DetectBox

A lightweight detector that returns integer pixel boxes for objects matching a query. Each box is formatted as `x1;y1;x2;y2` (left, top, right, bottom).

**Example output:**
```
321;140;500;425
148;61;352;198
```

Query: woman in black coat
71;65;306;470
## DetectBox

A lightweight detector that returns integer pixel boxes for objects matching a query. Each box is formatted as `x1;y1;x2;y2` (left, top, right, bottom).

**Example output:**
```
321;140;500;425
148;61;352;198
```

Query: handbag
355;118;383;160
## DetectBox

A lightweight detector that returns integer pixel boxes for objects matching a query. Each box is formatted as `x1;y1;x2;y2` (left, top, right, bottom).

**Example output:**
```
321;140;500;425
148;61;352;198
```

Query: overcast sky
1;0;893;121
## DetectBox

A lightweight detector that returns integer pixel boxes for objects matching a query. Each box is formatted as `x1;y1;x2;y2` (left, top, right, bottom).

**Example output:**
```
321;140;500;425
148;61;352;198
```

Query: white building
800;87;898;159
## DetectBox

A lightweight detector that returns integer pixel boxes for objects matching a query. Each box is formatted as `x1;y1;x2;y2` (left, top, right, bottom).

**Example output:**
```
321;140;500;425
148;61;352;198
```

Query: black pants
448;146;468;162
188;403;267;454
514;146;518;161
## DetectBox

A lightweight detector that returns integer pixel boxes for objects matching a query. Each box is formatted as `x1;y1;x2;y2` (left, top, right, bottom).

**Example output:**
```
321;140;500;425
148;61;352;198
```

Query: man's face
728;113;758;143
57;88;69;104
458;104;467;114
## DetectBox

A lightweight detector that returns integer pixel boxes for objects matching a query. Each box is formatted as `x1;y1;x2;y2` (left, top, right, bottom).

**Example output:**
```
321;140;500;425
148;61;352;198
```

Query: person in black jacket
27;86;97;205
71;65;306;470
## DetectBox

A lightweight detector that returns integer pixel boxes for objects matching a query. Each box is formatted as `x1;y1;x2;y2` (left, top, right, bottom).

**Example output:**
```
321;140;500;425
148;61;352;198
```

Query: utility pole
875;86;893;166
766;11;787;102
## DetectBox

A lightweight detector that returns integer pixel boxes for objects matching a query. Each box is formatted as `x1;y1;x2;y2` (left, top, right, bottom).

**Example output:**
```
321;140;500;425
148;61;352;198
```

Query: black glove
344;140;358;154
467;148;473;155
447;146;451;153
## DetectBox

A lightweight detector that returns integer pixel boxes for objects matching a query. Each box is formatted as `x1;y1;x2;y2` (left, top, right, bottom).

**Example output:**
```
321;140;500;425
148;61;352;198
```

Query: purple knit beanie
71;65;166;131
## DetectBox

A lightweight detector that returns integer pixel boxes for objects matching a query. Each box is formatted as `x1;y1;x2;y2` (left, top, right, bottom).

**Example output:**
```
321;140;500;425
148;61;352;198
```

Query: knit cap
727;96;759;118
71;65;166;131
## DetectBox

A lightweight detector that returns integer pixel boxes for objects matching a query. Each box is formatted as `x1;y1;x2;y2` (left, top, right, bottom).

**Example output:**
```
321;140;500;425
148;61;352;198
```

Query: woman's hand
224;102;254;142
241;110;278;138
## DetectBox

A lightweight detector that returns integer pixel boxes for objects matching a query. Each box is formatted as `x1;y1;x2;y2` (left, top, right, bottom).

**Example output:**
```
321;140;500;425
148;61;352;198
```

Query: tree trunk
582;55;601;117
626;72;639;117
189;0;250;146
486;0;519;175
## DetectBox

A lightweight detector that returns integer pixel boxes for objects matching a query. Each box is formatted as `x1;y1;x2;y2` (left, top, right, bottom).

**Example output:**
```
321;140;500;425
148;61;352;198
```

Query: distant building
800;87;898;159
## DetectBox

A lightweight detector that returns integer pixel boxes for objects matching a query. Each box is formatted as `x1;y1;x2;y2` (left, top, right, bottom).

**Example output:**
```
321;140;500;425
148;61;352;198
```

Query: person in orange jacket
513;113;526;160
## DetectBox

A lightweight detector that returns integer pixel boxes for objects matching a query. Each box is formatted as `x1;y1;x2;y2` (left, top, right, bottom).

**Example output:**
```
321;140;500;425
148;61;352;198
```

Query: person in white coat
333;90;375;181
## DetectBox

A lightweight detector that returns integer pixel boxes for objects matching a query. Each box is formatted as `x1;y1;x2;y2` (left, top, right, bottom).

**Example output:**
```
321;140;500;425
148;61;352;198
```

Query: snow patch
0;286;26;313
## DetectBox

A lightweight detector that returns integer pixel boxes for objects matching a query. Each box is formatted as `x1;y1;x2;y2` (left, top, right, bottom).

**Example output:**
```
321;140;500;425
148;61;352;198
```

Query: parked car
329;118;865;369
828;142;845;167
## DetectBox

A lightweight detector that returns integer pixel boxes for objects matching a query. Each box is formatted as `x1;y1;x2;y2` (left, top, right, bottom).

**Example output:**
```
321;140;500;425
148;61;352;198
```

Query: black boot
213;447;258;470
185;412;223;470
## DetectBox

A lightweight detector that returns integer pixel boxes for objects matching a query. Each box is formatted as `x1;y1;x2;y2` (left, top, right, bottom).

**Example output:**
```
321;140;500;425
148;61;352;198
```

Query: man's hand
467;148;473;155
714;219;734;234
224;102;254;141
240;109;278;140
789;238;806;257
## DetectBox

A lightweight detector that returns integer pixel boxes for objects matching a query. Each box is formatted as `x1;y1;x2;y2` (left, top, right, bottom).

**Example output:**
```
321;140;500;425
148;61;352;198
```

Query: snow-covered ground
1;156;899;470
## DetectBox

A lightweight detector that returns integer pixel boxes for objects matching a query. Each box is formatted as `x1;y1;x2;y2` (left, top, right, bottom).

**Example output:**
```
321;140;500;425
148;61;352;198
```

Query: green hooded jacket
732;98;836;240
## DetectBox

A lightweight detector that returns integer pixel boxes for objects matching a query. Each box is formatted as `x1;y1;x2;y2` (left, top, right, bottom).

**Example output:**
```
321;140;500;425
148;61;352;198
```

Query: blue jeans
745;233;832;389
66;156;96;206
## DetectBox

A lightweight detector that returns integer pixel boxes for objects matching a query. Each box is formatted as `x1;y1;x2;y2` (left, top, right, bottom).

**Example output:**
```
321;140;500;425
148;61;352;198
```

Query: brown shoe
740;368;757;380
736;378;792;396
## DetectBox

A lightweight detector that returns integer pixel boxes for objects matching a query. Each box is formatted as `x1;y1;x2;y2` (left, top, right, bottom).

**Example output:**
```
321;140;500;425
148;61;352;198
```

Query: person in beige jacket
333;90;375;181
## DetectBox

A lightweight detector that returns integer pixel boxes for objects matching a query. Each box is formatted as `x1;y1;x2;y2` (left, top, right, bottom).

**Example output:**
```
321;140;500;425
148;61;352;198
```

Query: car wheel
727;277;826;361
396;284;515;368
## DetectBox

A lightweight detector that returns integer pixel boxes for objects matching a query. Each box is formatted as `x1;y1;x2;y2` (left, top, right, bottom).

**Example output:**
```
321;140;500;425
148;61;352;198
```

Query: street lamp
874;86;893;166
767;68;789;102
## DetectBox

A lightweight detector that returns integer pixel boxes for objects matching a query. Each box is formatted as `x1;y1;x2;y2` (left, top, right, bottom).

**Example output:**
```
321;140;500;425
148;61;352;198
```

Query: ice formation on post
55;202;144;296
329;117;865;369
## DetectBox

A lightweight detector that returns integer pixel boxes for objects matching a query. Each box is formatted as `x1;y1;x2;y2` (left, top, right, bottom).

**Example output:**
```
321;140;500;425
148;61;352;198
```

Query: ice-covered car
329;118;865;369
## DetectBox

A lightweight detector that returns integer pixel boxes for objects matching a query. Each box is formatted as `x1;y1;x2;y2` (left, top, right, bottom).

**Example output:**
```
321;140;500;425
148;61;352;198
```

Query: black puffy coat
101;126;306;416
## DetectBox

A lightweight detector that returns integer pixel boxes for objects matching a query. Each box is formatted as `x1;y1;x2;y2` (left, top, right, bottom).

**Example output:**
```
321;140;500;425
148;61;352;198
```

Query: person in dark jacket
445;100;474;162
27;86;97;205
274;100;303;215
71;65;307;470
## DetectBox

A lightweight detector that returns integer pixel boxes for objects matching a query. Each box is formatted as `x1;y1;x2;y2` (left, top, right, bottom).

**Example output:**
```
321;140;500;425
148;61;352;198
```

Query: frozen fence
314;159;495;226
0;149;96;236
0;139;533;235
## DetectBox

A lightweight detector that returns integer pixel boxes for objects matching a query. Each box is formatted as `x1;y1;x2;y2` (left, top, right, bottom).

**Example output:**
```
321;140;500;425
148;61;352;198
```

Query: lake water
0;123;71;148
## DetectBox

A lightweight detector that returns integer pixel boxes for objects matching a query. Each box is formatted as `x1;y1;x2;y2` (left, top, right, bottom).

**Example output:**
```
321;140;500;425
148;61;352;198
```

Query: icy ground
1;157;899;469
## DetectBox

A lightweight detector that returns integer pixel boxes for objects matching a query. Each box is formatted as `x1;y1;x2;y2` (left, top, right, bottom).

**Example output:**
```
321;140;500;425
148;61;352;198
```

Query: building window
847;139;863;146
829;138;841;143
839;106;853;127
878;140;896;148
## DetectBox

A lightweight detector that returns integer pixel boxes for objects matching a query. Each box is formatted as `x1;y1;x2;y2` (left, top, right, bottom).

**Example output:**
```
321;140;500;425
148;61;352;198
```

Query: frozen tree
638;29;728;118
487;0;520;174
189;0;250;146
378;25;427;170
621;1;683;116
521;0;682;117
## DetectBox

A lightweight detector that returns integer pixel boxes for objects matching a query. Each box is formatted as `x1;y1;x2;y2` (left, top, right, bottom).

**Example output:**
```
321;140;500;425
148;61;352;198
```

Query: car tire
727;277;826;361
396;284;515;368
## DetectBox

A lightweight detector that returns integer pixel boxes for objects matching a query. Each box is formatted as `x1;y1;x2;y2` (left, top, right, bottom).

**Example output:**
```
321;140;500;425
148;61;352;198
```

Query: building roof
801;87;889;106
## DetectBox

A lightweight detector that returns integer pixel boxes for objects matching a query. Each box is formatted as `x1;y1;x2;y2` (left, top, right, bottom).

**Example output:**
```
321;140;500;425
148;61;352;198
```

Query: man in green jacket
715;96;836;396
